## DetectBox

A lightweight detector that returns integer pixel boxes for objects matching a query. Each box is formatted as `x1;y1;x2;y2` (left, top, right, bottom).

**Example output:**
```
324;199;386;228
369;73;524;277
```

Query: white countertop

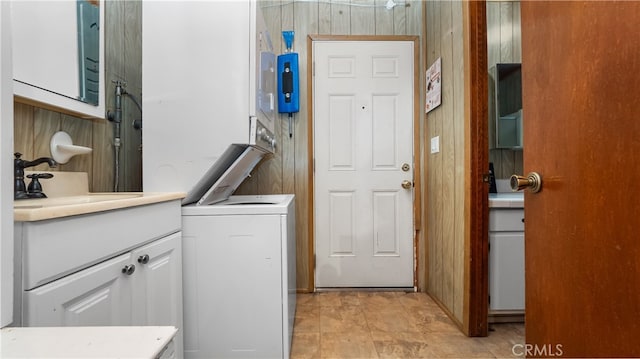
14;171;185;221
1;326;177;358
14;192;185;222
489;192;524;208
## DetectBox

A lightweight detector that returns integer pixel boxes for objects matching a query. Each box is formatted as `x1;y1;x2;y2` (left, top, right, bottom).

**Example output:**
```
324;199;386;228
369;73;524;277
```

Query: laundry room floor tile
291;292;524;359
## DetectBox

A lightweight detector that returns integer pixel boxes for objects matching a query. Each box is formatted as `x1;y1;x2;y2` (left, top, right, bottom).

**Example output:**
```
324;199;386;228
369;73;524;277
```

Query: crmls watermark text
512;343;564;357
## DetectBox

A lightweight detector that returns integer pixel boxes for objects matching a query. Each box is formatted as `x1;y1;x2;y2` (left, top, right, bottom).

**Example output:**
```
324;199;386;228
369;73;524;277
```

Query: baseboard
488;310;524;323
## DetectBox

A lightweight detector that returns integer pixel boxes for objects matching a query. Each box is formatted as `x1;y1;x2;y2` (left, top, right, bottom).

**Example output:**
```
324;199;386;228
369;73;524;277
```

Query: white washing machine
182;195;296;359
180;148;296;359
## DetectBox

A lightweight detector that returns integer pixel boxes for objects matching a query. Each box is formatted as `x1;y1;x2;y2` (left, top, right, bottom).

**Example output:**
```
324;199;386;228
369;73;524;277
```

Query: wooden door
521;2;640;357
314;40;415;288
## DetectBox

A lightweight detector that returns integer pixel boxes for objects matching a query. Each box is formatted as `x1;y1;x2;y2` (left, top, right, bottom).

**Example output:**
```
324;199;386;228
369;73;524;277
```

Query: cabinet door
23;253;133;327
132;232;183;358
488;232;525;311
131;232;182;327
11;0;105;119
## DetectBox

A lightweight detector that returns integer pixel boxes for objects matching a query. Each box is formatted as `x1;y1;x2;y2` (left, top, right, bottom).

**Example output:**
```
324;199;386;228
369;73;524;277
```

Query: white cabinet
13;200;183;356
488;208;525;320
10;0;105;119
21;233;181;329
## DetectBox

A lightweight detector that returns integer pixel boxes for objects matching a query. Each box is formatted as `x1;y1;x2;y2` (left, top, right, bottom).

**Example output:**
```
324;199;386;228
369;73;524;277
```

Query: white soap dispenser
50;131;93;164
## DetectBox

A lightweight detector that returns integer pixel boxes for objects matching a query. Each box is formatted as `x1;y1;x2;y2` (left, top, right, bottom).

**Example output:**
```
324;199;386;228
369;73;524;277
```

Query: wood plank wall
425;0;466;325
105;0;143;192
13;1;142;193
487;1;523;179
235;0;423;292
12;0;422;294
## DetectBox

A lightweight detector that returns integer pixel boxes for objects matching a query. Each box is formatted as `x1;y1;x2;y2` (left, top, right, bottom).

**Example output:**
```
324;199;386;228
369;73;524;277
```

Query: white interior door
314;40;414;288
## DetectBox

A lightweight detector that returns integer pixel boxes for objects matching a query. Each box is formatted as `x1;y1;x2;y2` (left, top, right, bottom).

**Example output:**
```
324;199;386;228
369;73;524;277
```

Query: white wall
0;0;14;328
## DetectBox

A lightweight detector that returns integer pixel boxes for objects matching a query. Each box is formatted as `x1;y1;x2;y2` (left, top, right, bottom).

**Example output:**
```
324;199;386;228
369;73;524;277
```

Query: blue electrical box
277;52;299;114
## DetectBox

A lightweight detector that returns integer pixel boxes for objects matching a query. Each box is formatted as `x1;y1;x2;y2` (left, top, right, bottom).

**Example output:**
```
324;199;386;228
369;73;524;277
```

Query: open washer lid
182;144;267;206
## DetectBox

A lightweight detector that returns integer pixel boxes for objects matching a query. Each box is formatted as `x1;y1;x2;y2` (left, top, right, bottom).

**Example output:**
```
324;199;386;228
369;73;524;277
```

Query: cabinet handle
122;264;136;275
137;254;150;264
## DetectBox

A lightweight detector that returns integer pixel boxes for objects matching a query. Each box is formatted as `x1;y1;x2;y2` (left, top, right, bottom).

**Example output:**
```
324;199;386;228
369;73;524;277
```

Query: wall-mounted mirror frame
11;0;105;119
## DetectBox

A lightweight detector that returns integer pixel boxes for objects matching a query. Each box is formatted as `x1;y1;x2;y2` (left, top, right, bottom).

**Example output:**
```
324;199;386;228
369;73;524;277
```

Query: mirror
12;0;101;107
487;1;523;153
76;0;100;105
493;63;523;148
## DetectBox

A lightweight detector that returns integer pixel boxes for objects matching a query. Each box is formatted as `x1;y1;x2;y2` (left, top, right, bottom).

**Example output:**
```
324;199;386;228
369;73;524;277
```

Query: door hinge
488;242;490;251
312;61;315;76
488;295;491;305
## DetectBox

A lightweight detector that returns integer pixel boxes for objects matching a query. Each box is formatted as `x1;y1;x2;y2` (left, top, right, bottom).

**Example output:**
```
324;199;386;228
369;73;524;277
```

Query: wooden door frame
463;0;489;337
307;35;422;291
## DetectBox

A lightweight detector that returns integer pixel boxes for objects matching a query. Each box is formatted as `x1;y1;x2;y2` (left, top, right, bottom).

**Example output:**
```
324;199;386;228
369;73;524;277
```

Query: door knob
510;172;542;193
401;180;412;189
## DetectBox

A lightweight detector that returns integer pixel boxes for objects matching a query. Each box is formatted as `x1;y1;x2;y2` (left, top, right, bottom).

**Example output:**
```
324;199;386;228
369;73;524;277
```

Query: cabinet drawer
489;209;524;232
17;200;181;290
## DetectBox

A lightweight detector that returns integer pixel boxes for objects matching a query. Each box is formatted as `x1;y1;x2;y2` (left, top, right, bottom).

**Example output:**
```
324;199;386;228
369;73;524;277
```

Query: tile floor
291;291;524;358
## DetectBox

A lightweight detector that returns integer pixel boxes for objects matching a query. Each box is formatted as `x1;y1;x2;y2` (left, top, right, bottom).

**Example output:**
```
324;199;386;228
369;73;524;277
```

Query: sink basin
14;193;144;209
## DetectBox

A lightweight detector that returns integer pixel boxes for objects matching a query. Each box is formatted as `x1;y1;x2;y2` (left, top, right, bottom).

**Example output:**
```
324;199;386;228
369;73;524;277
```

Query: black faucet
14;152;57;200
